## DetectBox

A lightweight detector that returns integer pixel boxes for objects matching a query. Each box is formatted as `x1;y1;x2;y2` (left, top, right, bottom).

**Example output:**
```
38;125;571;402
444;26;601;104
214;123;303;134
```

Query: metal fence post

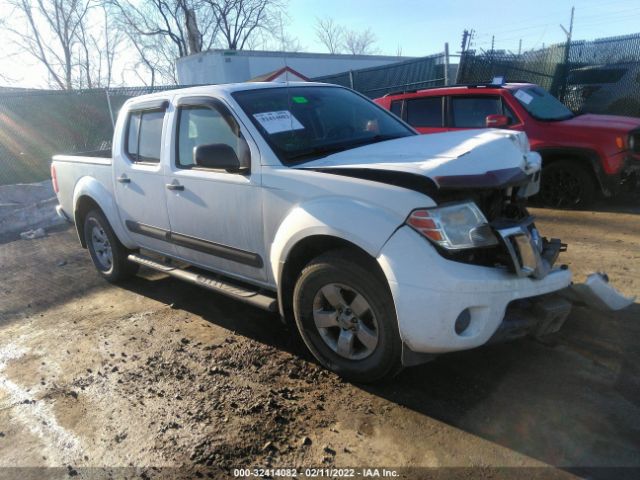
105;88;115;129
444;43;450;86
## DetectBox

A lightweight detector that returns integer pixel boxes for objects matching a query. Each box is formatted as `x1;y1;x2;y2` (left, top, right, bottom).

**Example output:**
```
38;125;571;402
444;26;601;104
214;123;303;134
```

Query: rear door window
405;97;443;127
126;110;165;163
450;96;501;128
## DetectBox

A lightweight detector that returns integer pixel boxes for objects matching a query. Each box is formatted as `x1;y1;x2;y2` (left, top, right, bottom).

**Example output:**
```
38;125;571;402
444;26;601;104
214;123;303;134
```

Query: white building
176;49;413;85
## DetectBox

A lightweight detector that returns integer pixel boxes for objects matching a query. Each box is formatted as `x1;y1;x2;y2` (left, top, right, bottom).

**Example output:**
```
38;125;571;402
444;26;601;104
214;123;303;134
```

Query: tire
536;160;597;209
292;249;402;383
83;209;138;282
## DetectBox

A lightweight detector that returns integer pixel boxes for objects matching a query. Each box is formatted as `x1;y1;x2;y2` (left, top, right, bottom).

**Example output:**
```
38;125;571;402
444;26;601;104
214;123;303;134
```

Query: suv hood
556;113;640;132
300;129;539;189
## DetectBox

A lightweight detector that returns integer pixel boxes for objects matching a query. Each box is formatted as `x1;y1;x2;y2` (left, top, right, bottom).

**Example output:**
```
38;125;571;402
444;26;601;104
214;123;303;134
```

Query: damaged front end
489;273;635;345
408;168;634;347
422;179;564;281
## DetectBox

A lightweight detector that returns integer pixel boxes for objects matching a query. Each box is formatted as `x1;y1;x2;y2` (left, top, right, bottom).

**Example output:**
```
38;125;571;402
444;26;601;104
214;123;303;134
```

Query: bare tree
314;17;344;54
108;0;215;58
271;10;302;52
4;0;123;89
0;18;17;84
205;0;282;50
109;0;225;84
77;4;123;88
344;27;377;55
6;0;92;89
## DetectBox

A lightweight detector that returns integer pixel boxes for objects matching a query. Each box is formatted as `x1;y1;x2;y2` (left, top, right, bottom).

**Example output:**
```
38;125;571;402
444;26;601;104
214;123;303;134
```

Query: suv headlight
406;202;498;250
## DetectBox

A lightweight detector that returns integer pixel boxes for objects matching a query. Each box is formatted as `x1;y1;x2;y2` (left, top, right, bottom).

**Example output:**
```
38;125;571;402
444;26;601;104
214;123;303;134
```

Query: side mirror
485;114;510;128
193;142;249;173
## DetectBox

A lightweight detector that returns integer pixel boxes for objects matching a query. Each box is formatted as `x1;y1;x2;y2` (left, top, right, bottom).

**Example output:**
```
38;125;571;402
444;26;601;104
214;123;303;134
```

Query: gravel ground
0;201;638;480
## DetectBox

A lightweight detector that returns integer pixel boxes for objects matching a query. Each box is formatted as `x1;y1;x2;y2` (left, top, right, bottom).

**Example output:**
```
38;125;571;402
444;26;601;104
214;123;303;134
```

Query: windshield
232;86;415;164
512;86;574;121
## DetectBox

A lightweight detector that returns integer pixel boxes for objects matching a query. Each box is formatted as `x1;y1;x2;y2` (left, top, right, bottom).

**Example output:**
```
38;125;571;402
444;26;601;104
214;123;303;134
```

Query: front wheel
536;160;597;209
293;249;402;383
83;209;138;282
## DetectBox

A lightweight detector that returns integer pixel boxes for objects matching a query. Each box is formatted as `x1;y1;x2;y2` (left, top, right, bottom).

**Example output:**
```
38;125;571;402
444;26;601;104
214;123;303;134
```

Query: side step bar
128;253;278;312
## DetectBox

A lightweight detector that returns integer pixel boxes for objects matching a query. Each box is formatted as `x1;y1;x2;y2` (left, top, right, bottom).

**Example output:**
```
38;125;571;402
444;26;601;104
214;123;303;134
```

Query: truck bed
51;151;114;223
53;149;112;165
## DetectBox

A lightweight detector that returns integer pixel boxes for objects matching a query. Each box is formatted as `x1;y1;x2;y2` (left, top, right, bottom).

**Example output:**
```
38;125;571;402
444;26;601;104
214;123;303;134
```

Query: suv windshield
232;86;415;164
512;86;574;121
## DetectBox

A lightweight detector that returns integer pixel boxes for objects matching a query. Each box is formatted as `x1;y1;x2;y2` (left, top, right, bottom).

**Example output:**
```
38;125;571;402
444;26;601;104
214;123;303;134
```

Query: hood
299;129;538;189
556;113;640;132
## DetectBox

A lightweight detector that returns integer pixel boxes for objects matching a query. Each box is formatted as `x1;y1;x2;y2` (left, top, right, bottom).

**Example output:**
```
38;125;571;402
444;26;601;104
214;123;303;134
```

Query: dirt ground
0;200;638;479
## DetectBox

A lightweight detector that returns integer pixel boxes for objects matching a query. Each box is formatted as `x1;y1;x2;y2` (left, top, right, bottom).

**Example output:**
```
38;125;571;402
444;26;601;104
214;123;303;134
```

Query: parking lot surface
0;204;638;479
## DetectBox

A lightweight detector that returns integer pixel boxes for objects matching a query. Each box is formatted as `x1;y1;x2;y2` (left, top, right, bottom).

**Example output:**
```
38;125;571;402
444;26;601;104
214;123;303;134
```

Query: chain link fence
0;85;195;186
456;33;640;117
3;33;640;186
313;53;449;98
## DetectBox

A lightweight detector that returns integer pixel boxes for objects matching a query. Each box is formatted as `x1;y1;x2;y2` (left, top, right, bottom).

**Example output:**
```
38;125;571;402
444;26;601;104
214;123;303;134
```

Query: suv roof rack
383;89;419;97
383;82;510;97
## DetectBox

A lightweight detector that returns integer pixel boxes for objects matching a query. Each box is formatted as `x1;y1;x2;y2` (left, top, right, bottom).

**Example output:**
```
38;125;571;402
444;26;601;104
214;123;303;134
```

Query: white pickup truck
51;82;631;382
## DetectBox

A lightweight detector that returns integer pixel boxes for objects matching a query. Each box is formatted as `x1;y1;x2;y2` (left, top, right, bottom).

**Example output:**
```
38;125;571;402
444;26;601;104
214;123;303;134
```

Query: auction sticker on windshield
253;110;304;134
514;89;534;105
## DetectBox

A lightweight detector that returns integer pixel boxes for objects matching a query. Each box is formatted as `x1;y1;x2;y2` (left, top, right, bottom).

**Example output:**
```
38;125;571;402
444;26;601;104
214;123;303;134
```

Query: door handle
116;175;130;184
166;182;184;191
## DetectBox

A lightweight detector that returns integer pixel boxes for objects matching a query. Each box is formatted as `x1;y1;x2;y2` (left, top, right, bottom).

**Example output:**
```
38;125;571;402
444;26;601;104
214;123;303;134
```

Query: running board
127;253;277;312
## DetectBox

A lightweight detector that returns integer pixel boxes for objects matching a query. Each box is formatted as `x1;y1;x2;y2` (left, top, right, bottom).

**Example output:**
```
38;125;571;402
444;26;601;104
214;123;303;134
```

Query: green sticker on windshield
292;96;308;104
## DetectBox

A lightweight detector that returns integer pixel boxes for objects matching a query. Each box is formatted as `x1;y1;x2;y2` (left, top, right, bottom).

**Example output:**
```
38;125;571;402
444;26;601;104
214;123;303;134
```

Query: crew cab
375;83;640;208
51;82;629;382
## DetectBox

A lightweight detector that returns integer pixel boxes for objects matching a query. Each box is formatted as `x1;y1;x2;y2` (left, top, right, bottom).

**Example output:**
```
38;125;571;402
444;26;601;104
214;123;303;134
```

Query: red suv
375;83;640;207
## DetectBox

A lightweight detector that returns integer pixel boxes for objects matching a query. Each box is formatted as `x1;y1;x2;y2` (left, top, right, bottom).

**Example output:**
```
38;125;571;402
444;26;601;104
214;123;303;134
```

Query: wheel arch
277;235;391;324
536;147;606;194
72;176;134;249
74;195;102;248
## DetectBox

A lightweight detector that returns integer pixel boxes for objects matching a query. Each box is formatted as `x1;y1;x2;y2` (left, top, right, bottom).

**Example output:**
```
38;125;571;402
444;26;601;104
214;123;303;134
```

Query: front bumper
378;226;573;354
487;293;572;344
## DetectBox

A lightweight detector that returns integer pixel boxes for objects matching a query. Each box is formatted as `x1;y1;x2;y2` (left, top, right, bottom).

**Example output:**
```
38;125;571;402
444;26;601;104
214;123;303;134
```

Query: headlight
406;202;498;250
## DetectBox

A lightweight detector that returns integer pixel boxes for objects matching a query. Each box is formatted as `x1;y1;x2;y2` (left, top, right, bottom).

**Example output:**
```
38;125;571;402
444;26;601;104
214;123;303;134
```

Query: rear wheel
293;249;402;383
83;209;138;282
537;160;597;209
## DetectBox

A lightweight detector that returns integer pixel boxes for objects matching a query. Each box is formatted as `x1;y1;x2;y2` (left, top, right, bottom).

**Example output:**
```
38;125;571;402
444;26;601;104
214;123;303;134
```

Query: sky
1;0;640;88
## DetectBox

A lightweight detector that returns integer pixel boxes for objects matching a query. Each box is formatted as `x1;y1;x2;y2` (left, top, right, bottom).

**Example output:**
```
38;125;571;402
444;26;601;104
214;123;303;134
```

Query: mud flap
560;273;635;312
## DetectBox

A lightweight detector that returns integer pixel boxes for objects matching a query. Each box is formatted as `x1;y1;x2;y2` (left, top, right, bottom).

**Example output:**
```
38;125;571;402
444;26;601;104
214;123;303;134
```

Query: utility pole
460;29;469;52
460;29;475;53
559;6;575;102
518;39;522;56
560;6;575;42
491;35;495;53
